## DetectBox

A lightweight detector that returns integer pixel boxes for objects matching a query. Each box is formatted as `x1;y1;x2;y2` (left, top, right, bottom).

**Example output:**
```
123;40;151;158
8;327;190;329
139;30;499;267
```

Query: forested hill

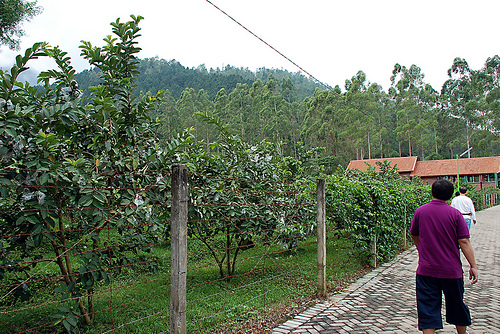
73;55;500;170
74;57;324;101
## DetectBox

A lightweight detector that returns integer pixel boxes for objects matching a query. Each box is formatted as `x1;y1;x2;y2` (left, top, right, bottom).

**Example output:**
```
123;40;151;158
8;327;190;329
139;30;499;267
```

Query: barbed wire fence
0;164;174;333
0;164;338;333
3;163;495;333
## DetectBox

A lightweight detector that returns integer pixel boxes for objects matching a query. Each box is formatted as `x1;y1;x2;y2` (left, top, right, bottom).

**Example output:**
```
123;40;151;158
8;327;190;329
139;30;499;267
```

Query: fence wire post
171;164;187;334
371;235;377;268
316;178;327;298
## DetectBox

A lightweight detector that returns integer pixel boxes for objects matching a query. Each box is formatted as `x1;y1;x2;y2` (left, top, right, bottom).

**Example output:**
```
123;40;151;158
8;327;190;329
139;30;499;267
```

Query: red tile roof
410;156;500;177
347;156;500;178
347;156;418;173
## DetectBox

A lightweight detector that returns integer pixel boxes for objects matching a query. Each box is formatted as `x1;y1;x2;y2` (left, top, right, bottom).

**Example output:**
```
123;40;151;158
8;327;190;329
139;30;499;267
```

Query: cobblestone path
271;205;500;334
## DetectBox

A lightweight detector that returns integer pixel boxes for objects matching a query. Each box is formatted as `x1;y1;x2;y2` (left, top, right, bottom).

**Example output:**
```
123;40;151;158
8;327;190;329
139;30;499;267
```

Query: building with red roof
347;157;418;178
347;156;500;189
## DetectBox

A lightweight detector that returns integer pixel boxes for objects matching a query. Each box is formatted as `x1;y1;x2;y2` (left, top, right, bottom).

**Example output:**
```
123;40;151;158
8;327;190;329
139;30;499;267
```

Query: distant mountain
74;57;324;101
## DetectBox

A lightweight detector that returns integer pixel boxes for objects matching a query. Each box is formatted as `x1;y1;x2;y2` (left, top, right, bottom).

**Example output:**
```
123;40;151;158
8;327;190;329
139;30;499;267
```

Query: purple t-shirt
410;199;470;279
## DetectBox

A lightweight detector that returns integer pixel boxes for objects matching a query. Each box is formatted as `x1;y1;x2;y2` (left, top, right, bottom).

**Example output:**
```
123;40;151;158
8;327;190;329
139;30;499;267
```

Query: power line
205;0;332;91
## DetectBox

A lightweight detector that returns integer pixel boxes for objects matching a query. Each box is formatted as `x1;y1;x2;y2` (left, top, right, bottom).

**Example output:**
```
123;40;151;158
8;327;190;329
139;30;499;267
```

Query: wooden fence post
371;235;377;268
170;164;188;334
403;204;407;249
316;178;327;298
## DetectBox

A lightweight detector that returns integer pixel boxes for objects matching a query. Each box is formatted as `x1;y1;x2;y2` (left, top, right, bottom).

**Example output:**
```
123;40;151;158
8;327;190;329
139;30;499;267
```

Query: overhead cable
205;0;332;90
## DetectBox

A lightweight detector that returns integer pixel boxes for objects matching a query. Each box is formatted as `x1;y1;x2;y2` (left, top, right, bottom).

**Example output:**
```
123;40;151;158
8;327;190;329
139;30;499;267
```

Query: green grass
0;229;368;333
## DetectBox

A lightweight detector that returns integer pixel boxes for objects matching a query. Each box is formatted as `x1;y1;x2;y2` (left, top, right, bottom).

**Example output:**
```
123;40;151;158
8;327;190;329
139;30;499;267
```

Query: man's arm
458;238;479;284
468;197;477;221
412;235;419;249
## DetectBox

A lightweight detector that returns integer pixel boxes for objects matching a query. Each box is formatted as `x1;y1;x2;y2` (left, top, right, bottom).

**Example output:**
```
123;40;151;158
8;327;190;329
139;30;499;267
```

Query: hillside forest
75;55;500;169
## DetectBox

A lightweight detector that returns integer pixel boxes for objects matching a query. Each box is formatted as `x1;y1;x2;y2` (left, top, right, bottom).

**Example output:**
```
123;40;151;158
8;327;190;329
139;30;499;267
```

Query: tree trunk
434;128;438;154
367;130;371;159
466;121;471;158
226;222;231;281
408;132;412;156
421;133;425;160
54;192;92;325
379;131;383;158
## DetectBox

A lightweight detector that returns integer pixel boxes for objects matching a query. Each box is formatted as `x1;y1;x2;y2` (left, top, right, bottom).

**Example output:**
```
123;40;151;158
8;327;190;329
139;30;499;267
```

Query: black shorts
415;274;471;330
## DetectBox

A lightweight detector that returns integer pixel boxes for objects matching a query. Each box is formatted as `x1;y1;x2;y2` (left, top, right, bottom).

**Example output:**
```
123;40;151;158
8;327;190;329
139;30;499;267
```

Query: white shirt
451;195;476;221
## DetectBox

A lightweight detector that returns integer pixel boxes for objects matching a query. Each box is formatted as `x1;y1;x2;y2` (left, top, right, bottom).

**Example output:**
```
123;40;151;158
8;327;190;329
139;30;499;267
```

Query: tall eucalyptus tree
480;55;500;135
442;57;488;157
301;87;347;165
227;83;253;140
345;71;372;159
344;71;388;159
389;63;435;158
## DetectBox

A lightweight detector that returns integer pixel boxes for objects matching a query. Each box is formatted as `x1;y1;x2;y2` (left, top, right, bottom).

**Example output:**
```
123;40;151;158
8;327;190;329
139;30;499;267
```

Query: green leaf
93;191;107;204
39;173;50;185
4;127;16;137
33;234;43;247
0;177;12;185
102;271;110;285
66;316;78;327
51;313;65;320
62;319;71;332
57;306;71;313
26;215;40;224
54;283;67;293
78;195;93;207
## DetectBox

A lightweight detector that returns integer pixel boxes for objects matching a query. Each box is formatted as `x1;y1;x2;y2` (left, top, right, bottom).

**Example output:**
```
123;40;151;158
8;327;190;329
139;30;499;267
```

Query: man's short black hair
432;180;454;201
459;186;467;194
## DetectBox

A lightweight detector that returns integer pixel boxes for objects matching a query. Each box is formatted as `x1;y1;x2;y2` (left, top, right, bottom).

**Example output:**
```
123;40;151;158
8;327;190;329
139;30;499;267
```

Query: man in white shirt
451;186;477;231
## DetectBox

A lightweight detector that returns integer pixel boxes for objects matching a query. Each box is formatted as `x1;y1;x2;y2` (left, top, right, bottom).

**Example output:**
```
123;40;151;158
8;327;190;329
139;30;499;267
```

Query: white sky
1;0;499;91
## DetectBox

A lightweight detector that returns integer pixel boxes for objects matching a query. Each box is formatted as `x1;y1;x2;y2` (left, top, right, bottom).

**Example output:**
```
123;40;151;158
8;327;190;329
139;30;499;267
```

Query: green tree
156;89;181;139
213;87;228;119
301;87;347;168
281;76;297;103
176;87;199;138
260;75;294;152
389;63;436;158
186;111;315;279
226;82;253;140
0;15;192;331
195;88;215;152
371;86;393;158
344;71;385;159
441;57;488;158
325;162;430;264
480;55;500;135
0;0;41;50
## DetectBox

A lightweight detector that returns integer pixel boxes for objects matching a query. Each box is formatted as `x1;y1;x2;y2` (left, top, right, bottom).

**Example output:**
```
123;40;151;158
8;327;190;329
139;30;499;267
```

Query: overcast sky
1;0;499;91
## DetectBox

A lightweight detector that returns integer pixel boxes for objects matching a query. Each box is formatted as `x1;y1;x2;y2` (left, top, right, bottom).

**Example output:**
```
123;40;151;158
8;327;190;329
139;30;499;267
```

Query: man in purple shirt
410;179;478;334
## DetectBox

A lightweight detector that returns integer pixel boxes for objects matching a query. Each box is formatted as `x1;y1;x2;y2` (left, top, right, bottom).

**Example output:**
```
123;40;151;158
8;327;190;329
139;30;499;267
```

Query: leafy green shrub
0;15;192;332
324;161;430;264
182;112;316;279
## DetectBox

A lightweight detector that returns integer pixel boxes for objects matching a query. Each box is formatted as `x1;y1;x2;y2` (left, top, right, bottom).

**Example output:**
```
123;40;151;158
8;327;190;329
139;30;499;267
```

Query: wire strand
205;0;332;91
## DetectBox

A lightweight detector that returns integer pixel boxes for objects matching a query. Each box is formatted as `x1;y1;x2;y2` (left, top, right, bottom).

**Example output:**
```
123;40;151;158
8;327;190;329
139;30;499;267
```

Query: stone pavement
272;205;500;334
